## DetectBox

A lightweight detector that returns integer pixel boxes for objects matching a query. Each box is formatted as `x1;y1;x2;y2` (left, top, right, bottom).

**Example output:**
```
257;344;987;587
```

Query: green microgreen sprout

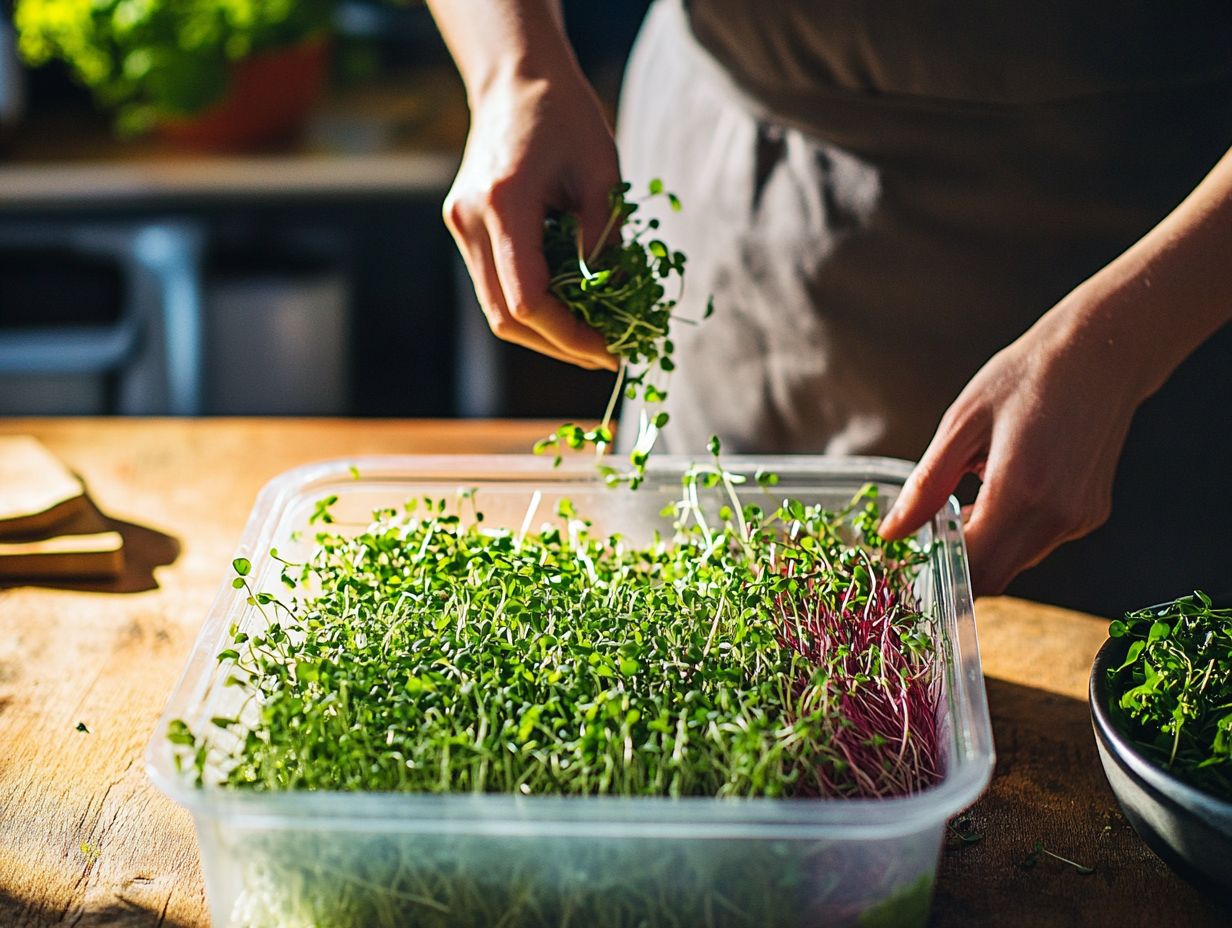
1107;591;1232;800
536;180;702;488
79;841;100;862
1020;841;1094;875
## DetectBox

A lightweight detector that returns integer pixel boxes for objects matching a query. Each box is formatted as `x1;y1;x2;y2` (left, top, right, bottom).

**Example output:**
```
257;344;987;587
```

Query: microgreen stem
596;362;627;456
587;201;623;269
516;490;542;550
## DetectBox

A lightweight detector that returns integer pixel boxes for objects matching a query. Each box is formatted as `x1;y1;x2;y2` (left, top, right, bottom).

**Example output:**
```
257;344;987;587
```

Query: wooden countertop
0;418;1226;927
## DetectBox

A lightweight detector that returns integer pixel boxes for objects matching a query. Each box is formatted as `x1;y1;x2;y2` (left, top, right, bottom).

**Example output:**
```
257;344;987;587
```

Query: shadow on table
0;886;196;928
0;500;179;595
931;676;1230;928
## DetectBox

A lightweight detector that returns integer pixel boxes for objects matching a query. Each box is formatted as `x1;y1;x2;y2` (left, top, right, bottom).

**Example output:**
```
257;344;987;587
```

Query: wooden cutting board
0;435;87;536
0;435;123;578
0;501;124;579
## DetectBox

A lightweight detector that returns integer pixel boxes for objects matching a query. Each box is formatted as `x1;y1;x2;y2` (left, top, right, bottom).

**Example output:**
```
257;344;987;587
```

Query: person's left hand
877;303;1146;597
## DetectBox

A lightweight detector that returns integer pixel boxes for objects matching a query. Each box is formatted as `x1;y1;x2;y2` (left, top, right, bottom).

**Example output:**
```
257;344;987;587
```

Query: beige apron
616;0;1232;613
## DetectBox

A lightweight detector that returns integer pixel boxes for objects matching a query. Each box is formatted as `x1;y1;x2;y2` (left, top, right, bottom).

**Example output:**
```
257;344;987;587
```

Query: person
425;0;1232;616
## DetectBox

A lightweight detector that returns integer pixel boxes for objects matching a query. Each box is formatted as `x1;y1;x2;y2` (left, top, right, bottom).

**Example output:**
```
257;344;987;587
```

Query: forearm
424;0;577;102
1047;147;1232;403
426;0;621;370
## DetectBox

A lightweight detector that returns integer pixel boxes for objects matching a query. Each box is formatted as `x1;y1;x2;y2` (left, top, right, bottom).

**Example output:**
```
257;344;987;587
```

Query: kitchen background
0;0;647;418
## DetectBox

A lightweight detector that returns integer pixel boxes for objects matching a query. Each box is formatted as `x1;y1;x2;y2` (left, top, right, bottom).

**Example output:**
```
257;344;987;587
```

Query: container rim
147;453;995;839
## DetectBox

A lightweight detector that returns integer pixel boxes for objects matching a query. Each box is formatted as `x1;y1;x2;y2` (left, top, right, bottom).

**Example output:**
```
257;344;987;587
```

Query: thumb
489;198;613;364
879;416;985;541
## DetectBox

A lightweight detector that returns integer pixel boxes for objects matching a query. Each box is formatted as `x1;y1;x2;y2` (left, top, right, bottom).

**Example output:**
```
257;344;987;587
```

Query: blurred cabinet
204;265;350;416
0;155;459;417
0;0;648;419
0;221;203;415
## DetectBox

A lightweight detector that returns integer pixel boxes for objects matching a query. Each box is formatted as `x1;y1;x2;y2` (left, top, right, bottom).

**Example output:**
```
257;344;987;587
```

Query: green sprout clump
535;180;712;488
168;454;946;927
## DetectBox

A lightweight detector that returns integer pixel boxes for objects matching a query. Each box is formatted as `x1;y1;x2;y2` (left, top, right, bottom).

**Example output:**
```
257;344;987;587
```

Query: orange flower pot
159;37;330;153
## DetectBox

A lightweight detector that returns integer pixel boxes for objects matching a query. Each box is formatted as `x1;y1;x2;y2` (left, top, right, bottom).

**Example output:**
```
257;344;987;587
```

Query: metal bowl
1090;632;1232;889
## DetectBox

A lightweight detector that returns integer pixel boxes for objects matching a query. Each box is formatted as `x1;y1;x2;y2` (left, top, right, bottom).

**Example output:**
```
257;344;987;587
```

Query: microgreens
170;462;939;801
221;828;932;928
535;180;710;488
168;449;947;926
1107;591;1232;800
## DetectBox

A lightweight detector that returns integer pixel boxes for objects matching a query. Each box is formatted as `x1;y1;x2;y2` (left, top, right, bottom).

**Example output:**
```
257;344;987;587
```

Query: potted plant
14;0;337;151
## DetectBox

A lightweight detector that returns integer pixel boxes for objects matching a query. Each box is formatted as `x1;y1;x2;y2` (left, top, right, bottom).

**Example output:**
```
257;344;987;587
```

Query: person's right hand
443;67;622;371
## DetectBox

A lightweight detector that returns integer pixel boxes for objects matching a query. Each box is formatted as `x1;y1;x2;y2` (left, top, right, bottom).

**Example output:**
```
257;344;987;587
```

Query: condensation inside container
204;819;939;928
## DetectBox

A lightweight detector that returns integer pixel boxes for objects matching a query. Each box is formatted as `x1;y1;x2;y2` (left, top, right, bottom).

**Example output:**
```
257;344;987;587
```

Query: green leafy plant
1107;591;1232;800
15;0;335;133
534;180;712;488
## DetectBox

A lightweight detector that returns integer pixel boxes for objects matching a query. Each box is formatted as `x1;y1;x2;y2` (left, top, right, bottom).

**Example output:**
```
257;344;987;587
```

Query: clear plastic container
147;455;994;928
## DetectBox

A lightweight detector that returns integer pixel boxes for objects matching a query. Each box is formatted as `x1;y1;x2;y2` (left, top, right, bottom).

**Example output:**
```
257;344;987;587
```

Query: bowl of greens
1090;593;1232;889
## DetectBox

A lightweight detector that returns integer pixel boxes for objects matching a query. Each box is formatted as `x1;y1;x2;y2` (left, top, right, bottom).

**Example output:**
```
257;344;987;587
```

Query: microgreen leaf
946;816;983;846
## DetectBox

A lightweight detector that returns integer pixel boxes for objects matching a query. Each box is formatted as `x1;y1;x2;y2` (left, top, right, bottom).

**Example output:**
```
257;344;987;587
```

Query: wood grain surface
0;419;1226;928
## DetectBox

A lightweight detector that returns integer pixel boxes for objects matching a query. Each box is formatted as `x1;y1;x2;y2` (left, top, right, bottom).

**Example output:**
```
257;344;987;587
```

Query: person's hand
878;304;1147;596
443;67;621;371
